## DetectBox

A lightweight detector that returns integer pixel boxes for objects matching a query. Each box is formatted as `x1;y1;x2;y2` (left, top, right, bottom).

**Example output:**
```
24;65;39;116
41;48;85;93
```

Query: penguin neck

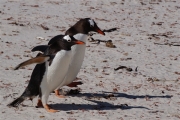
73;33;88;43
56;40;72;51
61;46;71;51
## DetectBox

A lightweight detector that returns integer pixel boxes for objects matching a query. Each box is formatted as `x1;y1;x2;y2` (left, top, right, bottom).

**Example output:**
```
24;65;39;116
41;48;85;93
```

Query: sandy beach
0;0;180;119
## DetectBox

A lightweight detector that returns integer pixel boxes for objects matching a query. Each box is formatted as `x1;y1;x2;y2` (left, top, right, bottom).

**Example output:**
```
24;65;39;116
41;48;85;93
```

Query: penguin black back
8;63;46;107
48;35;64;46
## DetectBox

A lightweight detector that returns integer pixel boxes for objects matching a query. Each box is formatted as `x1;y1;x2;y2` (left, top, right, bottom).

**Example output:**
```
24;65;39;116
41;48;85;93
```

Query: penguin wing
18;40;60;70
48;35;64;45
31;45;49;53
14;54;51;70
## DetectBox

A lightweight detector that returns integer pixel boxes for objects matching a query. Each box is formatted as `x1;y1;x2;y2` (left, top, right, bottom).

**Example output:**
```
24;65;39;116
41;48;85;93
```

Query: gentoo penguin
8;35;84;112
32;18;105;98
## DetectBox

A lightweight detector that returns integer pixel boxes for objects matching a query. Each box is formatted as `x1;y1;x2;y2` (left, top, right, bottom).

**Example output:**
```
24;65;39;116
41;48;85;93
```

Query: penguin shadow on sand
49;90;171;111
51;100;148;112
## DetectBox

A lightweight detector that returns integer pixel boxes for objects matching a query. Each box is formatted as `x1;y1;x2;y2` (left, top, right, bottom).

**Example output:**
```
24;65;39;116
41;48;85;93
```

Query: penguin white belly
41;50;72;94
57;34;88;88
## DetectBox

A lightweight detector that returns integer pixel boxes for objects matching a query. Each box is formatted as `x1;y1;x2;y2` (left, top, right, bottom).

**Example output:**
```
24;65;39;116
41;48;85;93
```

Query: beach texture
0;0;180;119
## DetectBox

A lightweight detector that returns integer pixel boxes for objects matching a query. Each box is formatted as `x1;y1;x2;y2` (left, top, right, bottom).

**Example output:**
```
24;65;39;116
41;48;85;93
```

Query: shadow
104;91;172;99
66;91;172;99
50;99;150;111
48;90;172;111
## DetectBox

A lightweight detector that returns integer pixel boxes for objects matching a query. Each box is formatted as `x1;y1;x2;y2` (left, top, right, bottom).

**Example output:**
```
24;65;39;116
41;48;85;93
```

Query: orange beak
74;40;85;45
94;26;105;35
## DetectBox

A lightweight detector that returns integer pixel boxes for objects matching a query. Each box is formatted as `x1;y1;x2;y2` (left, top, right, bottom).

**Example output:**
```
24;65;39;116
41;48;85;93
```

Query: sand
0;0;180;120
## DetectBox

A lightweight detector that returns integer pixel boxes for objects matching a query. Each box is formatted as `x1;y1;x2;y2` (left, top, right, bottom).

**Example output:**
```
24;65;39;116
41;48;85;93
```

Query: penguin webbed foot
44;104;59;113
36;99;43;108
54;90;65;98
67;81;83;87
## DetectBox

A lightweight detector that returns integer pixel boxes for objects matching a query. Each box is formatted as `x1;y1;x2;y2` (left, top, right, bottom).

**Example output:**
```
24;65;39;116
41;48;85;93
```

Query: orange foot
44;104;58;113
36;99;43;108
54;90;65;98
67;81;83;87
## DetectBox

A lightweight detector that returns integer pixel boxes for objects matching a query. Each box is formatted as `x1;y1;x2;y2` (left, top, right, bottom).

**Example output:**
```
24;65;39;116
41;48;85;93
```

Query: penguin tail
7;96;25;107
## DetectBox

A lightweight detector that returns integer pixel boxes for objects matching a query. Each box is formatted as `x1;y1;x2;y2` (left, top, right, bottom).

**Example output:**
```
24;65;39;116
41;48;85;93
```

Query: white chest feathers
60;33;88;86
42;50;72;92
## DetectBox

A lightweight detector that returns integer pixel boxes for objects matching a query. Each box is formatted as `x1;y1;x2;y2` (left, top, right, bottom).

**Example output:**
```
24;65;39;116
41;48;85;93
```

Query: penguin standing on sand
33;18;105;98
8;35;84;112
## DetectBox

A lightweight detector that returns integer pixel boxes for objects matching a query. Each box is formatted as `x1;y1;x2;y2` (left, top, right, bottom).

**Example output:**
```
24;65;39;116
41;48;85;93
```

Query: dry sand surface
0;0;180;120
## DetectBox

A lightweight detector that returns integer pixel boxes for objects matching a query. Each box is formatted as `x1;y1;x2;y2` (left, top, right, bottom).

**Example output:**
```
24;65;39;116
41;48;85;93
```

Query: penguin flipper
31;45;49;52
14;55;50;70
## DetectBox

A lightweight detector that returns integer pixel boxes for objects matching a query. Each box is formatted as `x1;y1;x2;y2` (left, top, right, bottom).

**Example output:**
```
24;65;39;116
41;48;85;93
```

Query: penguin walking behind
8;35;84;112
32;18;105;98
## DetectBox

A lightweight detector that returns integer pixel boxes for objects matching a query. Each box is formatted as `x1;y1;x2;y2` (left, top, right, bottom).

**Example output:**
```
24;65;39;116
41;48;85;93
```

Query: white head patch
63;35;71;42
88;19;95;27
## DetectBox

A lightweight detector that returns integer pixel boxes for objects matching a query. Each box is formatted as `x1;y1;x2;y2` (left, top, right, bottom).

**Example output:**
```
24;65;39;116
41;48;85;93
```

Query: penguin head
65;18;105;36
60;35;84;50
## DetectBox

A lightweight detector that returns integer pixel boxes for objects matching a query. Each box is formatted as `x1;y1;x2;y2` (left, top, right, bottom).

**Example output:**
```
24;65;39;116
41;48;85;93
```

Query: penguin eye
63;35;71;42
67;39;71;42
